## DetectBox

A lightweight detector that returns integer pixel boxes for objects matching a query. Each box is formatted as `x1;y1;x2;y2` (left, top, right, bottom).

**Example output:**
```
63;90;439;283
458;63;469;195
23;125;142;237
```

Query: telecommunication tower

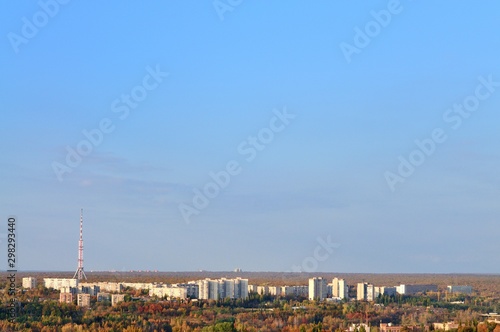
73;209;87;280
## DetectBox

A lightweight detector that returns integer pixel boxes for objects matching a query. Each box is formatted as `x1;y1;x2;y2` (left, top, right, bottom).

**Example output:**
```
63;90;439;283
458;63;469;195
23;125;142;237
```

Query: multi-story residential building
60;286;78;295
257;285;269;295
196;278;249;300
380;323;429;332
397;284;438;295
198;279;210;299
175;282;199;298
78;284;100;296
348;324;371;332
150;286;187;299
447;285;472;294
332;278;349;300
77;293;91;307
268;286;282;296
97;292;111;302
59;292;73;304
235;278;248;299
22;277;37;289
122;282;156;290
282;285;308;297
433;322;459;331
222;279;234;298
44;278;78;290
96;282;124;293
357;282;368;301
296;285;309;297
208;279;219;300
111;294;125;306
375;286;397;297
332;278;340;297
309;277;328;300
367;284;376;301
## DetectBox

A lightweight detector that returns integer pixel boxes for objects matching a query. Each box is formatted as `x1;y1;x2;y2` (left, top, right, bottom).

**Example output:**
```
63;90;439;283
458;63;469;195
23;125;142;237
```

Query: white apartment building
150;286;187;299
397;284;438;295
248;284;258;293
357;282;367;301
367;284;376;301
332;278;349;300
447;285;472;294
357;282;375;301
78;284;100;296
96;282;124;293
122;282;156;290
22;277;37;289
60;286;78;295
257;285;269;295
269;286;282;296
44;278;78;290
309;277;328;300
196;278;249;300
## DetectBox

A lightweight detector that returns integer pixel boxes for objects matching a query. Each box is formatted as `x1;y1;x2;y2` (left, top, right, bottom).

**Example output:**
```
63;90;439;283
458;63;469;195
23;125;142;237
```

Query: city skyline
1;1;499;273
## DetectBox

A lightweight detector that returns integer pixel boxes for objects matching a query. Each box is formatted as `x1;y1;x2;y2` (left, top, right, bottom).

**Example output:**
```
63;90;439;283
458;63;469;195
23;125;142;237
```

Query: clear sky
1;1;499;273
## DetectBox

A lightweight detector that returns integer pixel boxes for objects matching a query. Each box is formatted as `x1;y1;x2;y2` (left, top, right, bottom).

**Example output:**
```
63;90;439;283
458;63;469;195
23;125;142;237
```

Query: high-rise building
357;282;369;301
196;278;248;300
235;278;248;299
367;284;375;301
332;278;349;300
198;279;209;299
22;277;37;289
309;277;328;300
223;279;235;298
175;282;199;298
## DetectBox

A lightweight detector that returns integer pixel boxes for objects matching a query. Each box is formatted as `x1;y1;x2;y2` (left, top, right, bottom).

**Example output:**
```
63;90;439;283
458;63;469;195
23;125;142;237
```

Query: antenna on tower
73;208;87;280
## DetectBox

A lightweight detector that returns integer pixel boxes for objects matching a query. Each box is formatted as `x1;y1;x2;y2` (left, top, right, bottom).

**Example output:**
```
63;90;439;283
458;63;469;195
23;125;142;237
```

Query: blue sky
1;1;499;273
